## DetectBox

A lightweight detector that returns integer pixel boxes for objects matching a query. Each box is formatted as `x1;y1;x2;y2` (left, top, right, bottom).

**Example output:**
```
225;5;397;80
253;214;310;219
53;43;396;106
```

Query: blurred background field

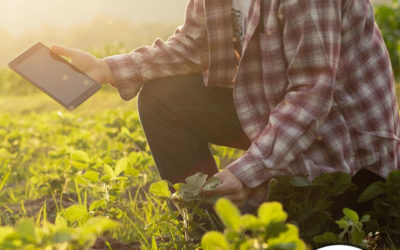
0;0;184;114
0;0;398;116
0;0;394;67
0;0;398;115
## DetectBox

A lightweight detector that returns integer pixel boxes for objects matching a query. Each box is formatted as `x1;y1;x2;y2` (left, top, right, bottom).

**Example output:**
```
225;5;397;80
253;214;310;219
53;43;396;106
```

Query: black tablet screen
13;46;97;105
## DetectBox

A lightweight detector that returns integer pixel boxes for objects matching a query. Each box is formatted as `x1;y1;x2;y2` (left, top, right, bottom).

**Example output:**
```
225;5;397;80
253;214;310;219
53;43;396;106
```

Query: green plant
2;105;400;249
375;0;400;80
0;215;119;249
149;173;222;249
201;199;307;250
314;208;370;248
358;170;400;247
267;173;358;243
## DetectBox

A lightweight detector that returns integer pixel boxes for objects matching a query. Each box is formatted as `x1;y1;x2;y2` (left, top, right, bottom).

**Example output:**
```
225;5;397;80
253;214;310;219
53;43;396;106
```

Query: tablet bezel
8;42;101;111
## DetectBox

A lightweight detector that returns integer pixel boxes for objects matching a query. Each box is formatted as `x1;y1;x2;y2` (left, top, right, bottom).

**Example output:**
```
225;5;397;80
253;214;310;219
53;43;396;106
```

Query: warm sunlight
0;0;186;66
0;0;399;249
0;0;186;35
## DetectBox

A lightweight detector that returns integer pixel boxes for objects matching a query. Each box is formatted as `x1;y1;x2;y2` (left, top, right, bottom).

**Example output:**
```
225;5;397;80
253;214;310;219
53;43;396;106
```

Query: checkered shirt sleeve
105;0;209;101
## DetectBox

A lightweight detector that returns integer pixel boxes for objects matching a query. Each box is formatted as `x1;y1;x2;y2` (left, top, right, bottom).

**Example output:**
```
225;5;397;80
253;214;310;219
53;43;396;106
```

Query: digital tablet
8;42;101;111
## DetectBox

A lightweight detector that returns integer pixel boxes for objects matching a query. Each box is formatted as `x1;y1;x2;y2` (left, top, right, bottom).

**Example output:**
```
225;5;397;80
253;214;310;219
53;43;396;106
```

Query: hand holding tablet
8;43;110;111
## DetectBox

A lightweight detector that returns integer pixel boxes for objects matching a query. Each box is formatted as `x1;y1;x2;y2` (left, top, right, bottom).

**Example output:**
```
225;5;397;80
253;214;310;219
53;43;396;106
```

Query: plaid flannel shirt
106;0;400;207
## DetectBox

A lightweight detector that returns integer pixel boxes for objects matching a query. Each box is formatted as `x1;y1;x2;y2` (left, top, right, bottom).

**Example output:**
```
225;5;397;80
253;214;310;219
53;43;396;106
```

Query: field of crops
0;95;301;250
0;85;399;249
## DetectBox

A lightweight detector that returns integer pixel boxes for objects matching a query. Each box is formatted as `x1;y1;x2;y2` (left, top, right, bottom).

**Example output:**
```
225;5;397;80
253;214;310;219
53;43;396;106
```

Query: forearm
97;58;114;84
106;0;209;100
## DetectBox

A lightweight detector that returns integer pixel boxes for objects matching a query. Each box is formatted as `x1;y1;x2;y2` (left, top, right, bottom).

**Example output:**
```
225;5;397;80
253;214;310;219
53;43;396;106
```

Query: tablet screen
10;43;100;109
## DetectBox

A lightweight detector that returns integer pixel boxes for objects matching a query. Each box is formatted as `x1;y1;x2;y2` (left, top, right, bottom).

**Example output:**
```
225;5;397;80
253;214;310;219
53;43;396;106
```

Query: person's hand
203;169;250;209
50;45;114;84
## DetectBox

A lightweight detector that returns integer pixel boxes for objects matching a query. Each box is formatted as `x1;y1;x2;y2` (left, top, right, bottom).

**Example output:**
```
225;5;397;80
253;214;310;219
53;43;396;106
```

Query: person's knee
138;73;203;119
138;77;173;122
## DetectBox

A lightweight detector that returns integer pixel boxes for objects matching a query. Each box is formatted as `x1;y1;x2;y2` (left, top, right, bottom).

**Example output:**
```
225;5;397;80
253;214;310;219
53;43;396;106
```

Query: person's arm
226;1;341;189
105;0;209;100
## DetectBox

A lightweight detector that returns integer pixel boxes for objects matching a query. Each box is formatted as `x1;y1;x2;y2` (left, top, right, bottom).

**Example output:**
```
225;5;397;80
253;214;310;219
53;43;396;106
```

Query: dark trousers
138;73;250;184
137;73;383;216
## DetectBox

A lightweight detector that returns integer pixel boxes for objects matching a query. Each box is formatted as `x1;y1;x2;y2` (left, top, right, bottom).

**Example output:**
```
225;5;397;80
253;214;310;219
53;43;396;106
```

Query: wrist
98;58;114;84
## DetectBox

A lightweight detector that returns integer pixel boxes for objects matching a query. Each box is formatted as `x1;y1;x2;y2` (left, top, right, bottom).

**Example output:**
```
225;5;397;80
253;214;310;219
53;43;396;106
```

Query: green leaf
82;171;99;182
64;204;88;223
149;181;171;198
121;127;132;138
104;164;115;178
239;239;258;250
173;183;182;192
351;230;365;245
80;217;119;235
185;173;208;188
53;229;72;243
71;150;90;163
16;218;36;243
214;156;221;168
202;177;222;191
72;161;88;169
331;173;353;188
267;224;306;250
258;202;288;225
357;182;385;203
0;170;11;193
215;198;241;231
266;222;288;239
267;243;296;250
115;158;128;176
89;199;107;211
0;227;14;243
313;232;340;244
201;231;229;250
241;214;260;230
343;208;359;222
312;173;334;186
290;177;310;187
335;219;348;229
151;235;158;250
387;170;400;184
313;200;333;212
179;184;201;200
55;215;68;228
360;214;370;223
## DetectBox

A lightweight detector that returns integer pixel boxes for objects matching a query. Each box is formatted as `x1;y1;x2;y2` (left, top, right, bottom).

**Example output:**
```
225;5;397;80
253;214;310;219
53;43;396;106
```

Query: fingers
214;181;242;196
202;171;241;197
50;44;80;59
202;170;250;209
213;170;243;195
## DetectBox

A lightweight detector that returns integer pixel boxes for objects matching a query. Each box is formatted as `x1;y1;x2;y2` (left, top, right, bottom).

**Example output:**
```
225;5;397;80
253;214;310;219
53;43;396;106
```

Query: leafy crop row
1;109;399;249
0;110;242;249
